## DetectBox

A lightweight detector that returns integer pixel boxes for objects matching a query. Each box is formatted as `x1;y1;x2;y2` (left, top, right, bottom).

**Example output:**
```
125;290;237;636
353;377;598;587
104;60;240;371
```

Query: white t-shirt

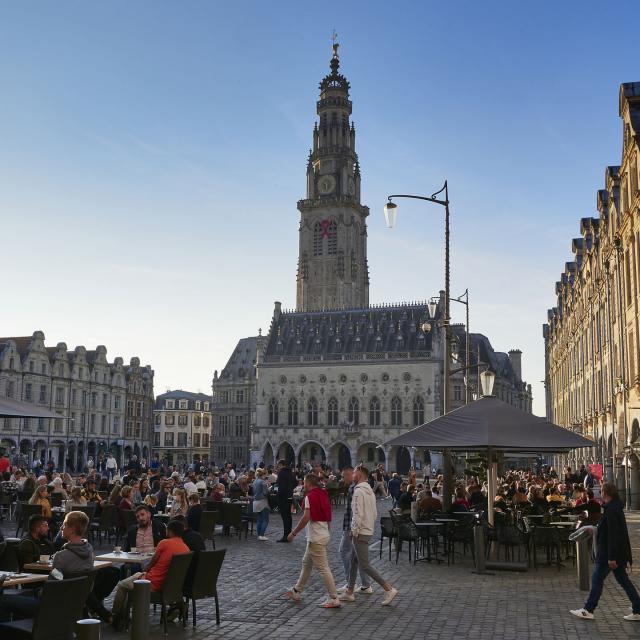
304;496;330;544
184;481;198;496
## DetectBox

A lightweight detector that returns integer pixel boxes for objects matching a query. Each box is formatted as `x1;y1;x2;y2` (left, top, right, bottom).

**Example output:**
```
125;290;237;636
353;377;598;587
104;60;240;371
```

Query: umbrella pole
487;447;496;528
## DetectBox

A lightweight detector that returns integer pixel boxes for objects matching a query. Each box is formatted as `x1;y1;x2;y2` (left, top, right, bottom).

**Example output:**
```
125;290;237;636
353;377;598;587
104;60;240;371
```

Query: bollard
131;579;151;640
576;536;591;591
473;525;486;574
76;618;101;640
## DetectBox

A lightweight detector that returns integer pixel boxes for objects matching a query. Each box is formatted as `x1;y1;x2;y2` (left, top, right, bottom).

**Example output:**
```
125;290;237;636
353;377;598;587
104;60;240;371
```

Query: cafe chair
15;504;43;537
91;504;117;545
147;551;193;636
183;549;226;627
378;516;396;561
198;511;219;549
0;576;90;640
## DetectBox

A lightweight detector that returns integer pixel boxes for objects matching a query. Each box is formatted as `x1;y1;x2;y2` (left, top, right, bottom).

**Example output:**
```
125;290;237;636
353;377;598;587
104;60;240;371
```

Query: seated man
53;510;120;623
17;515;57;570
417;490;442;518
123;505;166;554
110;520;190;630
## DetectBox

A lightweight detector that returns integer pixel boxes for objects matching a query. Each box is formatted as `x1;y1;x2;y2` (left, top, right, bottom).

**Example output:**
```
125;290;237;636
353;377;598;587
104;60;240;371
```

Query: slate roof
218;336;261;382
263;302;436;361
155;389;211;410
0;337;34;357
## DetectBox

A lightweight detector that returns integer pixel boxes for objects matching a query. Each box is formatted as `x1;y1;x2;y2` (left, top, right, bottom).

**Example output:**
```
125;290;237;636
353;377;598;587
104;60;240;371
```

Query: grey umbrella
385;396;593;525
0;396;66;419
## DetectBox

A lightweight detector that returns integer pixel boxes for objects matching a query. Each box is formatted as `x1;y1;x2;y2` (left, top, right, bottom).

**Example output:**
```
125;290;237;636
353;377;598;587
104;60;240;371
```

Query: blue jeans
585;562;640;613
339;531;371;587
257;508;269;536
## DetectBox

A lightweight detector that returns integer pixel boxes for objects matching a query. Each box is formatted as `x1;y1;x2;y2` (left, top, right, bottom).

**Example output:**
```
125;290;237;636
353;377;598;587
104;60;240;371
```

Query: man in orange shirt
111;520;190;629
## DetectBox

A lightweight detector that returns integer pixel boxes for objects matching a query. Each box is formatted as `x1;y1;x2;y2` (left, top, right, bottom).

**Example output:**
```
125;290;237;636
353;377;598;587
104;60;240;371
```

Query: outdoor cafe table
549;521;577;527
22;559;115;572
414;522;444;563
95;551;154;564
0;572;49;588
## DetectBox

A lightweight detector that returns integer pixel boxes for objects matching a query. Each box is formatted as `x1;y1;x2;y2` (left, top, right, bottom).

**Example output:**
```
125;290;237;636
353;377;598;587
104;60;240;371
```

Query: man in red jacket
285;474;340;608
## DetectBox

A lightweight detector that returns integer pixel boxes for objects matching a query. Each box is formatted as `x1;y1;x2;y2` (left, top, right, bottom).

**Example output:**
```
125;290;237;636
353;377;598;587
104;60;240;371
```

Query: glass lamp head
384;201;398;228
479;370;496;397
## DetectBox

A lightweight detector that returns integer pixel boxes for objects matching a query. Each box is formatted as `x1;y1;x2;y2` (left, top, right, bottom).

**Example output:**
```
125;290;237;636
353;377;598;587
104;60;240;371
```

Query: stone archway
262;441;275;467
329;442;352;470
395;446;411;475
297;441;327;467
66;441;76;472
356;442;386;468
276;442;295;467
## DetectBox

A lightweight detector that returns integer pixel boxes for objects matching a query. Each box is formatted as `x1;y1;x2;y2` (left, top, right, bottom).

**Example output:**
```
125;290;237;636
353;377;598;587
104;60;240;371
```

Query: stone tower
296;42;370;312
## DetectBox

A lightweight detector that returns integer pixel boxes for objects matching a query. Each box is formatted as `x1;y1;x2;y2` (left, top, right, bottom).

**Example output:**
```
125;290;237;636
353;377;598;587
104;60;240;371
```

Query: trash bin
569;527;594;591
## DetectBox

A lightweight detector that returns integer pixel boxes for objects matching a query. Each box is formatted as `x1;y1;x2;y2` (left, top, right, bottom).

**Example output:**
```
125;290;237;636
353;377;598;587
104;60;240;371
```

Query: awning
0;397;67;419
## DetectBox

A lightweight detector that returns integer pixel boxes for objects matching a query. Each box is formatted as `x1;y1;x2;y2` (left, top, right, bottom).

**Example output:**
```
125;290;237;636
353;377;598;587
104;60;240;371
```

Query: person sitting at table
169;488;188;517
451;487;471;512
186;493;202;532
17;514;57;570
117;485;134;530
49;476;68;499
110;520;190;631
124;505;166;554
154;481;172;512
53;510;120;624
138;478;151;501
130;480;142;505
143;493;159;513
108;482;123;506
398;484;415;514
65;486;87;511
28;484;52;519
211;483;225;502
417;490;442;518
228;478;245;500
574;489;602;526
512;486;531;507
546;486;563;504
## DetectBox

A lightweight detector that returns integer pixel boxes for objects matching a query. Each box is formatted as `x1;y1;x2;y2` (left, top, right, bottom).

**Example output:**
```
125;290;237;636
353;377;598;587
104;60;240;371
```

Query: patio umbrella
0;396;66;419
385;395;592;525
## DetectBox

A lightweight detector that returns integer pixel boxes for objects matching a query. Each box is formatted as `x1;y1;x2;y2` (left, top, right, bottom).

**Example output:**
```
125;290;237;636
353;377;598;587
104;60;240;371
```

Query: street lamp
384;180;453;508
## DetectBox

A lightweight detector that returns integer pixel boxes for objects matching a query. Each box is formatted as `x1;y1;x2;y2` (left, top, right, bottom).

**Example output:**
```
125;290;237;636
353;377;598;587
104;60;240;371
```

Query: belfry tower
296;40;370;312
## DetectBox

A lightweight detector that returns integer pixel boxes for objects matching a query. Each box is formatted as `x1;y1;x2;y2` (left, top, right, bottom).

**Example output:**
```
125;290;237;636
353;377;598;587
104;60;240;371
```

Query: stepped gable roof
264;302;435;359
219;336;260;382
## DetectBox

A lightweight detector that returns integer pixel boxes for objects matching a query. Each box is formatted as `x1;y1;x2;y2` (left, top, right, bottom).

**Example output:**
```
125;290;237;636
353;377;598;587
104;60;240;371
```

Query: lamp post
384;180;453;509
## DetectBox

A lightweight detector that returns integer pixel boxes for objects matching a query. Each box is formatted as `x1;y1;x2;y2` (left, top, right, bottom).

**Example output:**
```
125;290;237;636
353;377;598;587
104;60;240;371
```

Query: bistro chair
91;504;117;545
184;549;226;627
0;537;20;572
379;516;396;561
222;503;249;539
15;504;43;537
198;511;219;549
148;552;194;635
389;511;419;564
0;576;90;640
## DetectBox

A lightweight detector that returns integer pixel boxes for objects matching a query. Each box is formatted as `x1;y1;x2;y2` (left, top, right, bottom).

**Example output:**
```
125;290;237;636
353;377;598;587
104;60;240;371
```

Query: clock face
318;175;336;195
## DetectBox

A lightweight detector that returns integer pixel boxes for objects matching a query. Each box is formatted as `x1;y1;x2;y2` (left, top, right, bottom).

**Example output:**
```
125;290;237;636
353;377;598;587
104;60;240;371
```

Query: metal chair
149;552;194;635
15;504;43;537
198;511;218;549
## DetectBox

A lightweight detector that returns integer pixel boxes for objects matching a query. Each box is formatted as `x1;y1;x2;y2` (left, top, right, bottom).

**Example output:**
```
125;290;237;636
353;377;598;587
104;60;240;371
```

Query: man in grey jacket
339;466;398;606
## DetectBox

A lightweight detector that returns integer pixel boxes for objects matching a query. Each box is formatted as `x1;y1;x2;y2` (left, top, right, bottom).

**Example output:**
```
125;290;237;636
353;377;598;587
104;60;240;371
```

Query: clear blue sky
1;1;638;415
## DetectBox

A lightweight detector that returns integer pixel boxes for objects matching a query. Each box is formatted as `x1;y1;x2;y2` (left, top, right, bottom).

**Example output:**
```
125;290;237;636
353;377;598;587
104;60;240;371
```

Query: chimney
274;301;282;321
508;349;522;381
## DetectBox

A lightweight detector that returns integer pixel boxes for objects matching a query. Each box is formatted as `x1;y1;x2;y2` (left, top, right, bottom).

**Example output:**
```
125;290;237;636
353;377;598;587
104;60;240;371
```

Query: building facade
544;82;640;505
0;330;153;470
153;390;211;467
248;46;533;473
211;336;264;466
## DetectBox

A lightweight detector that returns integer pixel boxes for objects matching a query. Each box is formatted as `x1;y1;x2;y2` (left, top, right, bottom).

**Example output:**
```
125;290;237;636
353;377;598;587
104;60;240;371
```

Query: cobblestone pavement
4;506;640;639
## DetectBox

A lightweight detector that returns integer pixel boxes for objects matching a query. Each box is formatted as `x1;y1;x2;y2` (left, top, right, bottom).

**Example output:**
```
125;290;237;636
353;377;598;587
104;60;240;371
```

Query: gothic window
328;221;338;255
391;396;402;426
369;396;381;426
327;397;339;426
307;398;318;426
413;397;425;426
288;398;298;426
313;222;323;256
269;398;279;426
348;397;359;425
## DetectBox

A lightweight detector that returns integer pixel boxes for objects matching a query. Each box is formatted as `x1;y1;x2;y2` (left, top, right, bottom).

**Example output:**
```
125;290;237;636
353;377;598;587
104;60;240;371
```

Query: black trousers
278;498;292;538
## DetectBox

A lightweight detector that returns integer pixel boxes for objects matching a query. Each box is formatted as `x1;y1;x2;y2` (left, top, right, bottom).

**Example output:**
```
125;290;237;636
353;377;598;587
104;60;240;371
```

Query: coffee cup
114;546;122;554
39;554;50;563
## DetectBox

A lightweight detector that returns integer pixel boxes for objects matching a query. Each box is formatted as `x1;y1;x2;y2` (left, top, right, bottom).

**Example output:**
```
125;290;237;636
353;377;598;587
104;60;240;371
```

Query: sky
1;1;639;416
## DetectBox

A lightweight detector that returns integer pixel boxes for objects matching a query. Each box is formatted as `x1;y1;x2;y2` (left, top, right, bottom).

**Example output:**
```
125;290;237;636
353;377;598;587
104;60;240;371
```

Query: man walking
339;466;398;606
106;453;118;480
570;482;640;621
276;459;295;542
285;474;340;608
337;466;372;594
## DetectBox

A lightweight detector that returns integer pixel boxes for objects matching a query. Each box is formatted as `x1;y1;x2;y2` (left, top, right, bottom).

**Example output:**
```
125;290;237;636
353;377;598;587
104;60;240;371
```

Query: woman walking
253;468;270;541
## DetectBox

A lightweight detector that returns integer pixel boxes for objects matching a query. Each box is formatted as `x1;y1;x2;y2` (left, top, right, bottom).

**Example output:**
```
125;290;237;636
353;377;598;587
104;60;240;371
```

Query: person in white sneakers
284;473;340;609
340;465;398;606
570;482;640;621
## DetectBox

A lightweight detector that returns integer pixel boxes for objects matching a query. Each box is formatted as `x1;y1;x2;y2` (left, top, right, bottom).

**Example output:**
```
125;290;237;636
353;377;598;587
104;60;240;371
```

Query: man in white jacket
340;465;398;606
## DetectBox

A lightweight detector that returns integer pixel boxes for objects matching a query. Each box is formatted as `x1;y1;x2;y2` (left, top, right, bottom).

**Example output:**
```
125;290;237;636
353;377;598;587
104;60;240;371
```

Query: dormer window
166;399;175;409
179;400;188;410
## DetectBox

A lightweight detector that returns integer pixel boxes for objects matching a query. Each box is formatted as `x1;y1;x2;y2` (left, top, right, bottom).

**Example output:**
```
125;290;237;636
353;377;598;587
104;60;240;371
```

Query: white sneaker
318;598;341;608
338;592;355;602
257;536;268;541
381;587;398;606
336;584;349;593
623;613;640;621
570;608;594;620
357;585;373;594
